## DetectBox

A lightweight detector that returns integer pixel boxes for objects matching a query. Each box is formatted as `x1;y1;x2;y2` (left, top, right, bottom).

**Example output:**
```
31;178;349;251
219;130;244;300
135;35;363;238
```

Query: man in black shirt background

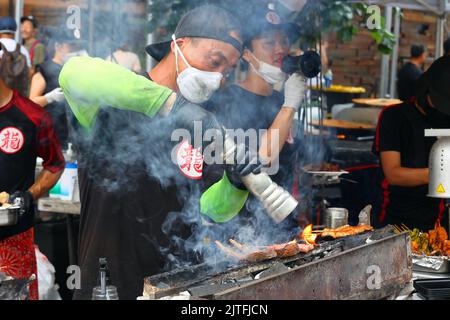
0;54;64;299
29;29;86;149
375;56;450;231
206;7;305;234
397;44;427;102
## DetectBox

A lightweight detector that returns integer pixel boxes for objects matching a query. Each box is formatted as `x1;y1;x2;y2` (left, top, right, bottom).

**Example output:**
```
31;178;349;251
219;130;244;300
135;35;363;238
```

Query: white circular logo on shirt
266;12;281;25
176;140;204;180
0;127;25;154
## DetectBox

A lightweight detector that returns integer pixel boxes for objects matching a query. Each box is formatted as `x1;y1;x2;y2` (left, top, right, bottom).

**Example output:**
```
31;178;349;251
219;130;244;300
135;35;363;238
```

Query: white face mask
248;51;286;85
173;35;223;104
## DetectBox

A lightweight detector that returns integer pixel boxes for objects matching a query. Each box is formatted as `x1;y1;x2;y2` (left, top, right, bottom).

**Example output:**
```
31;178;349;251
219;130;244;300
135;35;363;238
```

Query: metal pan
412;254;450;274
0;205;22;227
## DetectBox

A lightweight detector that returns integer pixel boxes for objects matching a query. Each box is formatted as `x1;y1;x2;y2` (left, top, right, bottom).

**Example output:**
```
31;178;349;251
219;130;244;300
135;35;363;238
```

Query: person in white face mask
208;8;305;176
29;29;87;149
57;5;263;300
205;8;305;229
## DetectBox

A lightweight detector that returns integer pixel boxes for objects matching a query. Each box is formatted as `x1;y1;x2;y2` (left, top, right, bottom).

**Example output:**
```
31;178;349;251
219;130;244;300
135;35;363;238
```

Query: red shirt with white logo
0;90;64;240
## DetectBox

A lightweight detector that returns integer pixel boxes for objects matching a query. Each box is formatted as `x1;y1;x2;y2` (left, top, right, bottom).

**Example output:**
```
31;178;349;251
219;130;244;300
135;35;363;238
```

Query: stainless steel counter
38;198;80;215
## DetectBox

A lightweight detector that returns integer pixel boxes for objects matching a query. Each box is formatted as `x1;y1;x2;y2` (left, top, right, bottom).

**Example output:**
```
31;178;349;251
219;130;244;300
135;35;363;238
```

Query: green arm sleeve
58;56;173;128
200;172;249;223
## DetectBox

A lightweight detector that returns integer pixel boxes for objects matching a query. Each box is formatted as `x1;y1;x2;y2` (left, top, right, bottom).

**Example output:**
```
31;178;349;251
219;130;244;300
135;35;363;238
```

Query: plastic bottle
49;143;78;200
65;143;75;163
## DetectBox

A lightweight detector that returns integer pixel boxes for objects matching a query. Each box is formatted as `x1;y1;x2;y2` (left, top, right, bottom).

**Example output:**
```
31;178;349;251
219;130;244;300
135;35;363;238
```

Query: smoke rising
57;0;329;274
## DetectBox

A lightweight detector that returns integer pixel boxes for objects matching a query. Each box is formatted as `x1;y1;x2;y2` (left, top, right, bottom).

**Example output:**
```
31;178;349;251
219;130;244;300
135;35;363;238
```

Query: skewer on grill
229;239;246;251
215;241;245;260
215;240;278;263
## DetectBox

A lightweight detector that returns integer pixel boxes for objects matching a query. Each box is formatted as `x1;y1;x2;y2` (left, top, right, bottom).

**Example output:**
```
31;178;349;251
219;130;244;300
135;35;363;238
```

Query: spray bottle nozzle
98;257;110;295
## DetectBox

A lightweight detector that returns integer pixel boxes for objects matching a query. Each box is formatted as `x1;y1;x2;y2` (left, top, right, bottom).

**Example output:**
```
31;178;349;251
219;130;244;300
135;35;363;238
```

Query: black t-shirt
207;84;284;133
0;90;64;240
71;73;193;300
206;84;296;186
397;62;423;101
374;102;450;230
205;85;298;232
37;61;69;148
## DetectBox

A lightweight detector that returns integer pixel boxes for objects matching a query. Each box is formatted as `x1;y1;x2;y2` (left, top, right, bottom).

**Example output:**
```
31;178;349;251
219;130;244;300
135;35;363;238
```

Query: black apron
71;75;183;300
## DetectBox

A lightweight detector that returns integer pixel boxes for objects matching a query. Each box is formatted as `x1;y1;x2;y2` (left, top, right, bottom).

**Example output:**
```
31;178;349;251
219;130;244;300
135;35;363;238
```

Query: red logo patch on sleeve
176;140;204;180
0;127;25;154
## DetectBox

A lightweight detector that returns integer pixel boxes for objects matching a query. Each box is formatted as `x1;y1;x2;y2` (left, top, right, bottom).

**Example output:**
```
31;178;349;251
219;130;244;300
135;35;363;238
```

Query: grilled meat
320;225;373;238
215;239;314;263
244;249;278;263
267;240;300;257
304;163;341;172
298;243;315;253
266;240;314;257
410;221;450;256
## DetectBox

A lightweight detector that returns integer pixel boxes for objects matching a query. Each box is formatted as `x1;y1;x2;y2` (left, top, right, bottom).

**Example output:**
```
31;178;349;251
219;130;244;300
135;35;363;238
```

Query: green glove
200;172;249;223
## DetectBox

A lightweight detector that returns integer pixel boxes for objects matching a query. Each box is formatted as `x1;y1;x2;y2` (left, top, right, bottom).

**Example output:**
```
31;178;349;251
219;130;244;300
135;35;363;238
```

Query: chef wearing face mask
29;29;87;149
57;5;267;300
374;56;450;231
202;9;305;226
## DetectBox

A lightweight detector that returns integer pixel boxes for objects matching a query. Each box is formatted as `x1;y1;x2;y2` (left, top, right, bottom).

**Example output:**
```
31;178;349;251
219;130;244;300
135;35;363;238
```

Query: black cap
425;56;450;114
243;7;300;47
21;15;38;28
0;16;17;34
146;5;242;61
46;28;86;52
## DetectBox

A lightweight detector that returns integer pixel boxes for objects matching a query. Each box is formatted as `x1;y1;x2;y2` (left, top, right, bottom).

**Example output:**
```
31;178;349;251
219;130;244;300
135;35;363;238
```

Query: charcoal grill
143;226;412;300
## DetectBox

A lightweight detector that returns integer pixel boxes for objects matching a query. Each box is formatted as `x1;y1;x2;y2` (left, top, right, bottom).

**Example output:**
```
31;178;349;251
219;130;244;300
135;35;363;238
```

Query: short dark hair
21;16;38;29
444;38;450;55
411;44;427;58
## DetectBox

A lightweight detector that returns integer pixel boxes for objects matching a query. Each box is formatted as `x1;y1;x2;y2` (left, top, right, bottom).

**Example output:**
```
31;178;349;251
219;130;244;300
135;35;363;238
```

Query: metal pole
435;0;447;58
88;0;95;55
436;18;445;58
379;5;393;98
389;8;401;98
14;0;24;43
147;0;155;71
8;0;14;17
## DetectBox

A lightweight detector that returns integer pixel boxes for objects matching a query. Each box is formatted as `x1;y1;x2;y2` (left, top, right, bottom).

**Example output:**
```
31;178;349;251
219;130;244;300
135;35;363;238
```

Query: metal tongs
358;205;372;226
